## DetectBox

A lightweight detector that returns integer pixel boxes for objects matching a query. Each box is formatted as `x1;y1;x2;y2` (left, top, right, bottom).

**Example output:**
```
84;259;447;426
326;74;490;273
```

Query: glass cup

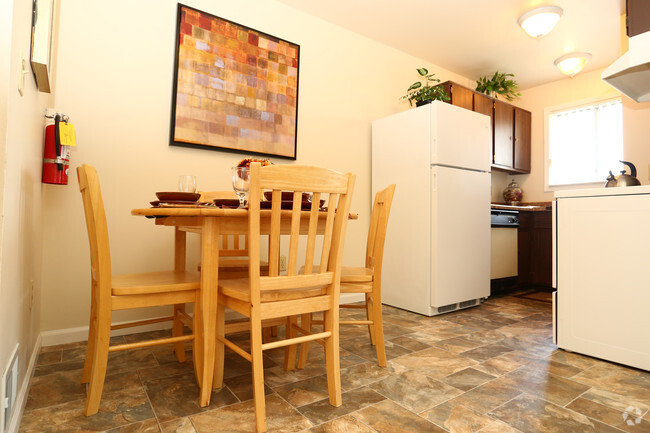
232;167;250;208
178;175;197;193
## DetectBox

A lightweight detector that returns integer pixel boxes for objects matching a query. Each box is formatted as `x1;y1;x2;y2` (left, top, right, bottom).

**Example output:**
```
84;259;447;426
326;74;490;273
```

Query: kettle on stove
605;160;641;187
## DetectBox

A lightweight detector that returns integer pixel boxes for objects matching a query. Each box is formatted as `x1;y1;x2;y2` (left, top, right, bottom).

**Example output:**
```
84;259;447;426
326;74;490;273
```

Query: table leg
173;228;187;363
199;217;220;406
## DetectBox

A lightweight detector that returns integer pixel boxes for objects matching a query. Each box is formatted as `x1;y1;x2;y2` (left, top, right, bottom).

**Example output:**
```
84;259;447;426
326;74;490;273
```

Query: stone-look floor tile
224;372;274;402
496;366;590;406
37;350;62;366
160;417;197;433
462;330;507;345
382;315;425;329
104;419;161;433
478;420;526;432
571;363;650;403
392;347;478;379
144;372;239;423
580;388;650;415
440;367;496;392
138;359;195;383
340;361;395;392
24;369;87;410
419;401;495;432
473;353;524;377
19;387;154;433
60;336;127;363
354;399;446;433
274;375;330;407
433;336;484;354
550;349;600;370
447;379;522;414
370;370;462;413
388;334;433;352
298;387;385;425
191;394;311;433
440;314;511;331
489;393;624;433
340;334;413;364
305;415;374;432
566;398;626;426
459;344;514;362
105;349;160;376
413;323;479;340
33;359;86;378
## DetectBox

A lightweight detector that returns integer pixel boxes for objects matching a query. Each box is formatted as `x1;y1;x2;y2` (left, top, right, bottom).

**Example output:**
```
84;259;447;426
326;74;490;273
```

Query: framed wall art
170;4;300;159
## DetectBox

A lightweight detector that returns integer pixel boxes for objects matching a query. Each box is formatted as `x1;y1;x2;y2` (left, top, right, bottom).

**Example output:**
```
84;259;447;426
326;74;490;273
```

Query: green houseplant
475;71;521;101
401;68;450;106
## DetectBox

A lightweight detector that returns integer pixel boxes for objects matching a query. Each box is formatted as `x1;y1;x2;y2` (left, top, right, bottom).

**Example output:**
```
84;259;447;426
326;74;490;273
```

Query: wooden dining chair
298;184;395;368
198;190;270;279
77;164;200;416
213;163;355;433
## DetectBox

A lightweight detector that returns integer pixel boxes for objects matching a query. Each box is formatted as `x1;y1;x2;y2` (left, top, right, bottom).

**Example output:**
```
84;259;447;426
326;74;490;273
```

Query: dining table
131;204;357;407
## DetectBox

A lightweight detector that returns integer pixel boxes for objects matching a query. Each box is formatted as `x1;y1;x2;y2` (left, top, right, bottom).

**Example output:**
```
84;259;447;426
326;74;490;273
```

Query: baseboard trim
6;334;41;433
41;295;366;347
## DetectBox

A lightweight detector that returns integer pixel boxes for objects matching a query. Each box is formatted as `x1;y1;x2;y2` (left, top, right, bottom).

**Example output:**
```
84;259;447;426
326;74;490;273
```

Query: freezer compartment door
429;101;491;172
431;166;490;307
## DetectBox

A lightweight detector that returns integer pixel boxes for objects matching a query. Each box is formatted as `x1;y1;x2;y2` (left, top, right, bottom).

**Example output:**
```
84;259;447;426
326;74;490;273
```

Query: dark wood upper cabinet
514;108;531;172
627;0;650;37
493;100;514;168
438;81;531;174
442;82;474;111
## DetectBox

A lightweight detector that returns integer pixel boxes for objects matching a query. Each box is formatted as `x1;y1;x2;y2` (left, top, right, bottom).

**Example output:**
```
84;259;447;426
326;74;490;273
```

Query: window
547;97;623;187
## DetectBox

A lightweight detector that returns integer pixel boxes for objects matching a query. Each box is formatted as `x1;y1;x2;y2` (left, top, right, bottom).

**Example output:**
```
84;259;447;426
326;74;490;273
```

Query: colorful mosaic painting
170;4;300;159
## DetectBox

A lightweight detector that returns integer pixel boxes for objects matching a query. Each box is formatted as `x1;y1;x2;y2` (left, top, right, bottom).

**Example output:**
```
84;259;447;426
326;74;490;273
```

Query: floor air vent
437;303;458;313
459;299;477;308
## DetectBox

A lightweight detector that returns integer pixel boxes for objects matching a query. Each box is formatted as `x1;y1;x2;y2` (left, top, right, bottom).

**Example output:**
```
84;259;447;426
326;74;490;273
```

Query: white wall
510;68;650;202
0;0;54;428
41;0;473;336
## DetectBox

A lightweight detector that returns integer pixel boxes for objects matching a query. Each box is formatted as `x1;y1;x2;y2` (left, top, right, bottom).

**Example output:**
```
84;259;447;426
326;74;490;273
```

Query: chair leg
365;293;376;345
213;303;226;389
297;313;312;369
371;295;387;367
283;316;298;371
81;287;98;384
250;312;267;433
173;304;187;363
323;309;342;407
84;312;111;416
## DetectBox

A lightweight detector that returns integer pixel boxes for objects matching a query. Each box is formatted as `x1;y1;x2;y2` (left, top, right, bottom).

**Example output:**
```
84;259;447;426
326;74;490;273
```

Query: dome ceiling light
554;52;592;77
517;5;564;38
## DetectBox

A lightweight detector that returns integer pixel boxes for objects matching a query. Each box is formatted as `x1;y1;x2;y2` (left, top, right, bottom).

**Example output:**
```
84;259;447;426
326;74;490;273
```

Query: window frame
544;93;622;192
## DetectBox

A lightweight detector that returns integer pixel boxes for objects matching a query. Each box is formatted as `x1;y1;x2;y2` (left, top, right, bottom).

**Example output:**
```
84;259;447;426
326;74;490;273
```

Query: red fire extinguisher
42;113;71;185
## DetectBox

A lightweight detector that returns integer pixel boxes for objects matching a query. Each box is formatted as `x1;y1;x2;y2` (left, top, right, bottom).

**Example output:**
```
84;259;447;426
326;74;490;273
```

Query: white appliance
553;186;650;370
372;101;491;316
602;31;650;102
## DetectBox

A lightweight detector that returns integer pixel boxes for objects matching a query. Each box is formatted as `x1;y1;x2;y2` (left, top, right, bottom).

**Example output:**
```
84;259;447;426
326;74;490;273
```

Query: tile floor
18;293;650;432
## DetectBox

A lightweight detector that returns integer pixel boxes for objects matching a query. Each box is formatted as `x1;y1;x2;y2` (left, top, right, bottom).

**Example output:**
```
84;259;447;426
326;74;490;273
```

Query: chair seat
219;278;327;302
340;281;373;293
340;266;373;283
112;270;200;296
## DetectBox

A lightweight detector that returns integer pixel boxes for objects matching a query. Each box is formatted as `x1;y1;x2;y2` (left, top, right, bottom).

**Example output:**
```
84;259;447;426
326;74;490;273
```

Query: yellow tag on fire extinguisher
58;123;76;147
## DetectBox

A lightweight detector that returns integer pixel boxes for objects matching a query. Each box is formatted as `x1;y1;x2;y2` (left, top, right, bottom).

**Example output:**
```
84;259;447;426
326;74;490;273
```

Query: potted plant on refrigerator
475;71;521;101
401;68;450;106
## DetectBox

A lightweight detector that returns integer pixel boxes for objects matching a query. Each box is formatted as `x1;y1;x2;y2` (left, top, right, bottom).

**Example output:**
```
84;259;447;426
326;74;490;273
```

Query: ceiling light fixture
554;52;592;77
517;5;563;38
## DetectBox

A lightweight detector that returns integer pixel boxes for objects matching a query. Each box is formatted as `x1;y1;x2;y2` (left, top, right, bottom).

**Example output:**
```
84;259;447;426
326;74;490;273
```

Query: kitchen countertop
491;202;552;212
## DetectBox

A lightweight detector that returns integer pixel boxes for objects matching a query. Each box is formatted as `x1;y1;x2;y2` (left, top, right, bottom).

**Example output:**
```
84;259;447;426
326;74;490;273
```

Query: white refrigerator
372;101;491;316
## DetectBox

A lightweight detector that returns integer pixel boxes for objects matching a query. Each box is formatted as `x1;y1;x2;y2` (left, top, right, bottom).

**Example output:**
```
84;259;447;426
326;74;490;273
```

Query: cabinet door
627;0;650;37
449;84;474;111
474;93;494;161
493;100;514;168
514;108;531;173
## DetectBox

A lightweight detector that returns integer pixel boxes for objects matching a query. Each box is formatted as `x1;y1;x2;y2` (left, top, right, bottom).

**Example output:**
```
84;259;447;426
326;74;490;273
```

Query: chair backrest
365;185;396;279
77;164;112;293
199;191;249;256
247;163;355;300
